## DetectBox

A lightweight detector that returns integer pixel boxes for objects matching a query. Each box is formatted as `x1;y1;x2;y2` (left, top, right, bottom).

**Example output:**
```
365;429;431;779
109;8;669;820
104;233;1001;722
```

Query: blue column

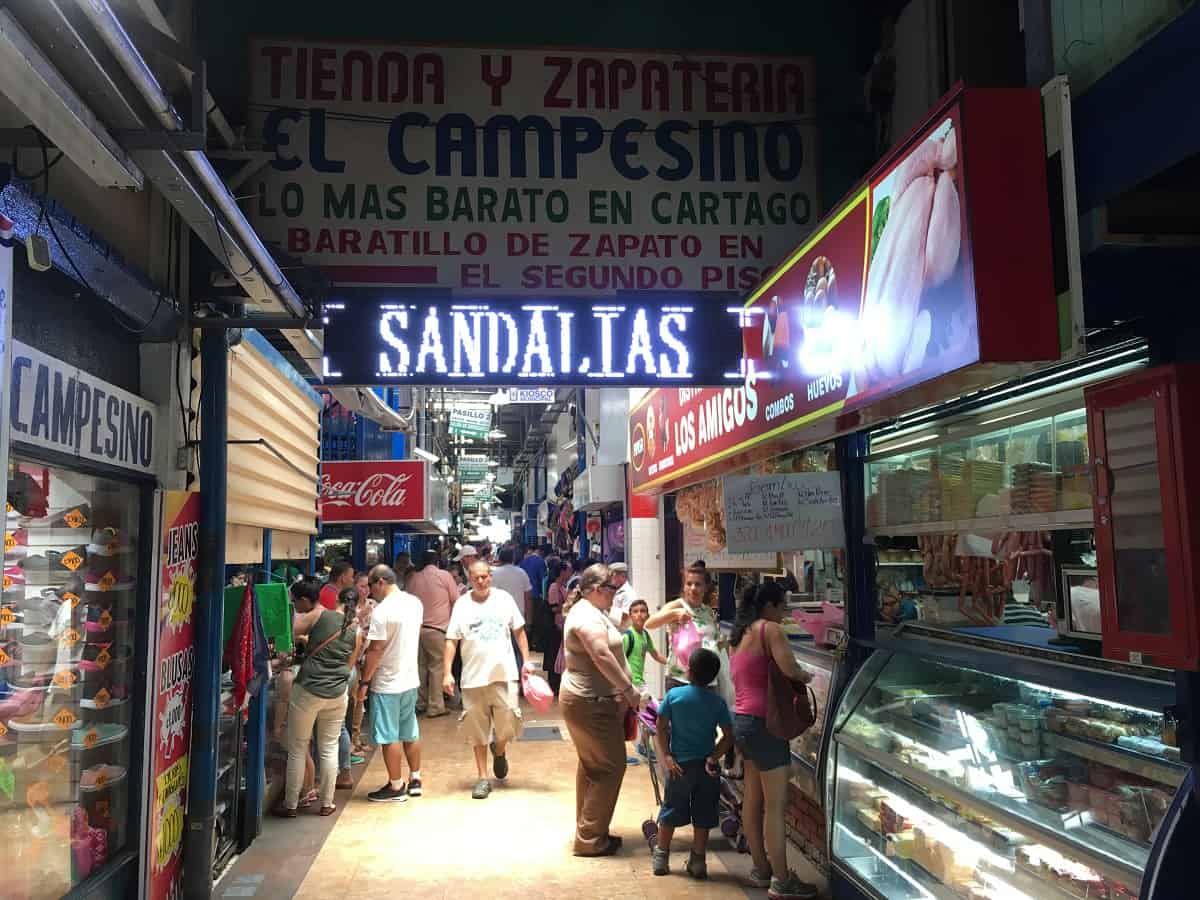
182;330;228;899
239;529;271;849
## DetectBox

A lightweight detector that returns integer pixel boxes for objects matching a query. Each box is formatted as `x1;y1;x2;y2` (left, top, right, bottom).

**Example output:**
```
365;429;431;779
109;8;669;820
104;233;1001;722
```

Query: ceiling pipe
73;0;306;319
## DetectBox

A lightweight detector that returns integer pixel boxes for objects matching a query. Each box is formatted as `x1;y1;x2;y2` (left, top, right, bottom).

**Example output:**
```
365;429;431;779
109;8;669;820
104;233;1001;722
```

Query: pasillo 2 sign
320;460;429;522
448;406;490;438
322;293;745;386
9;341;157;475
146;491;198;900
248;40;817;293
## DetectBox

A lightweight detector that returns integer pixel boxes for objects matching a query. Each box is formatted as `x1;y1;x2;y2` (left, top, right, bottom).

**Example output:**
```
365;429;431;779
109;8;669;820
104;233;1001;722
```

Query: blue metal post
239;529;271;849
182;329;228;899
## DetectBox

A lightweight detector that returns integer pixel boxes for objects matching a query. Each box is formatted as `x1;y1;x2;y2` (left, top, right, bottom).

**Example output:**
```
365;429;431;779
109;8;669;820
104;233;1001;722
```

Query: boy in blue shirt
652;647;734;880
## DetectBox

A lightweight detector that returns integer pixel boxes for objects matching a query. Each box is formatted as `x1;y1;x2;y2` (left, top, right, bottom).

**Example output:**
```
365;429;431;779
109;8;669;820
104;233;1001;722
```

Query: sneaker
490;741;508;780
85;528;133;557
367;783;408;803
471;778;491;799
19;548;88;576
748;866;773;888
768;874;818;900
30;504;90;530
4;528;28;561
652;848;670;876
85;567;135;593
685;852;708;880
349;753;365;766
407;777;422;797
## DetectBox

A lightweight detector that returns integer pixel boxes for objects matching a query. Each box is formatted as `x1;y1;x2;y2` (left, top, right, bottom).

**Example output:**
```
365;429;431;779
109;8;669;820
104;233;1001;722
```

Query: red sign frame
319;459;430;523
630;85;1058;494
146;491;199;900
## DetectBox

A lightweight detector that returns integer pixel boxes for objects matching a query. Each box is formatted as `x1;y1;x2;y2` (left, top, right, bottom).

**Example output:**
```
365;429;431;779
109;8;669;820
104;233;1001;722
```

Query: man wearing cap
608;562;635;631
453;545;477;595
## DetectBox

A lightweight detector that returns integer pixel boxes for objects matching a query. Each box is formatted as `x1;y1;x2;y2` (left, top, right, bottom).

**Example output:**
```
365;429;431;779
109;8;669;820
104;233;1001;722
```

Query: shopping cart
635;700;748;853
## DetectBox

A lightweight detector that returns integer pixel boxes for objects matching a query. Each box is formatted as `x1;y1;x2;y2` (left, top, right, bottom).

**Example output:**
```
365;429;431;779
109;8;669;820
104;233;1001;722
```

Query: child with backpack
623;599;668;690
651;647;734;880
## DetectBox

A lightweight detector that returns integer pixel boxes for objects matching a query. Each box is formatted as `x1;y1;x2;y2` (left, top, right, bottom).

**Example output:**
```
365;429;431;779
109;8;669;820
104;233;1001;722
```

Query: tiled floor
222;701;827;899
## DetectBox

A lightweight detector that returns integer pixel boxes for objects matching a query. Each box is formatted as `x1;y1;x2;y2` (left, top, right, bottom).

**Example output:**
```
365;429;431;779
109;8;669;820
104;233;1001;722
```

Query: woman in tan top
560;563;642;856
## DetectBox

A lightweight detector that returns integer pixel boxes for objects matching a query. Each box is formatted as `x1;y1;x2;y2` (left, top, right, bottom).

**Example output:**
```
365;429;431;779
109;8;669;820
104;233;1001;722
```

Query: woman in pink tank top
729;582;816;900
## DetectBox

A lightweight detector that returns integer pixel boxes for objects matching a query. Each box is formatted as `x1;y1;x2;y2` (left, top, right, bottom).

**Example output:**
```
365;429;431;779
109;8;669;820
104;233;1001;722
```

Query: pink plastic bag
672;619;702;669
522;668;555;713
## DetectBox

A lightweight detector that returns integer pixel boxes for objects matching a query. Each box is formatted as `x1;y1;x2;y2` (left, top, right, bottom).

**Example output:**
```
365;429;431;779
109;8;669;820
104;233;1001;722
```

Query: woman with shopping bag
644;566;720;691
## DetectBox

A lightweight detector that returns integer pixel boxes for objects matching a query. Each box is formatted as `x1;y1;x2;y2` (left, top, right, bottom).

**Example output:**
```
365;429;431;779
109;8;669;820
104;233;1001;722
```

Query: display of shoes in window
4;460;140;897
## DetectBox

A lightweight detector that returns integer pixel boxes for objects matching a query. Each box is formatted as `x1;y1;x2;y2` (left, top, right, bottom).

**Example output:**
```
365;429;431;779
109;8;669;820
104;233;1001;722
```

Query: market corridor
217;700;822;899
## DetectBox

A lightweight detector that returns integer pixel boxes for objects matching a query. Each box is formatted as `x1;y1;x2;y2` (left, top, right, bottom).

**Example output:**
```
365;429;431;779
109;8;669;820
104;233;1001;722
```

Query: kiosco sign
320;460;429;522
631;87;1058;493
322;292;745;386
248;41;817;293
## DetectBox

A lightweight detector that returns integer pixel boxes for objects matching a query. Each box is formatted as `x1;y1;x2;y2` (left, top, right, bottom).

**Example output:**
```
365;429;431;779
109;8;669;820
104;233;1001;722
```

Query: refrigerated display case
826;629;1179;899
2;457;147;899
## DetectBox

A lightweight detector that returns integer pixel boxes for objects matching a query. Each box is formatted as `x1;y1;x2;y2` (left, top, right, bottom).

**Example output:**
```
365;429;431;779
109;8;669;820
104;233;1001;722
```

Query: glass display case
867;405;1093;534
828;645;1181;900
790;644;837;781
2;458;143;899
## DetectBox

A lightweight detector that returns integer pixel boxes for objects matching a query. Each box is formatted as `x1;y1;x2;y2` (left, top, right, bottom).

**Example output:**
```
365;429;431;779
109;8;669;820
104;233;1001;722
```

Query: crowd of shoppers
264;541;818;898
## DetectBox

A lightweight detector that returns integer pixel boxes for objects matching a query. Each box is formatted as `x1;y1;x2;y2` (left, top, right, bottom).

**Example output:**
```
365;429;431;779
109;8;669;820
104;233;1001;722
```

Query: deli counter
826;627;1181;900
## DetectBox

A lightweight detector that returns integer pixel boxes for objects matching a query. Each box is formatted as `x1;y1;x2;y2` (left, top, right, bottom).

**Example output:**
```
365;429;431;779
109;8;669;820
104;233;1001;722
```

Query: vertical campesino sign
248;42;818;293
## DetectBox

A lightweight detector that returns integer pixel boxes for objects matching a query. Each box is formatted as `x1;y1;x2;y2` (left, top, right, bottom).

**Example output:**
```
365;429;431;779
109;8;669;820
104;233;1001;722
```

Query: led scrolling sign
321;294;747;386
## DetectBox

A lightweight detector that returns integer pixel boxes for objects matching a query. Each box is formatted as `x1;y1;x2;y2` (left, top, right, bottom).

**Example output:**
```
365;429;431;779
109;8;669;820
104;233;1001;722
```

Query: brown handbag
761;622;818;740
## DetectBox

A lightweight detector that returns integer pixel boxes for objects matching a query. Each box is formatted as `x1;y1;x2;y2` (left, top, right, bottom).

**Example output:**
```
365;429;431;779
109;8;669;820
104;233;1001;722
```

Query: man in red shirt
319;560;355;610
405;550;460;717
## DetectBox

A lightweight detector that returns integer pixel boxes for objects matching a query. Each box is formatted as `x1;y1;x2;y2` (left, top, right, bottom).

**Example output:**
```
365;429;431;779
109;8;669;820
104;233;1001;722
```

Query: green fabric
624;628;655;687
295;609;356;698
223;583;293;653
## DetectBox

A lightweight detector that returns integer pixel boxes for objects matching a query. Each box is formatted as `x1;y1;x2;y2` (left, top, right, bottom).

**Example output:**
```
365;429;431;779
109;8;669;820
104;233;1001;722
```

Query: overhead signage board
722;472;844;554
448;406;491;438
630;87;1058;494
322;292;745;386
503;387;556;404
247;40;818;294
9;340;158;476
457;456;489;482
319;460;429;523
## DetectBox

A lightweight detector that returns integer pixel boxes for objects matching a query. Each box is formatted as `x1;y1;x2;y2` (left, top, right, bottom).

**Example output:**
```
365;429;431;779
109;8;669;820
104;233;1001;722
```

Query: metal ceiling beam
73;0;306;320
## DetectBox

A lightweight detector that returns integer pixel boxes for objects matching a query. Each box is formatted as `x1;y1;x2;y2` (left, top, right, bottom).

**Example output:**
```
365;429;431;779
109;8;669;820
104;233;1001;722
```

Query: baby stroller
635;700;749;853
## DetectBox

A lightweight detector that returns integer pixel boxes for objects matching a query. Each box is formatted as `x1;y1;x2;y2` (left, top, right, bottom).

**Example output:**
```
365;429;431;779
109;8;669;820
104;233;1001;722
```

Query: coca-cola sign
319;460;429;523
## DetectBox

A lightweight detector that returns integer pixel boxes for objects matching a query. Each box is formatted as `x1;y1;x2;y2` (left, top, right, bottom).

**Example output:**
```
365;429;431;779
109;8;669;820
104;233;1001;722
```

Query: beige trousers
417;626;447;715
560;692;627;854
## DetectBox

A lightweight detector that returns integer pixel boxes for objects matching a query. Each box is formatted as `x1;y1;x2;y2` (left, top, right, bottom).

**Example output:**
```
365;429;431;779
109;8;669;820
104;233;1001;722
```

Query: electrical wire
32;130;168;335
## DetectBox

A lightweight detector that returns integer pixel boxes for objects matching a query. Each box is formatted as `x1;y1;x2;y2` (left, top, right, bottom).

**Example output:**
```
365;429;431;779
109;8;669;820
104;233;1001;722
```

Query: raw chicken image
857;119;972;393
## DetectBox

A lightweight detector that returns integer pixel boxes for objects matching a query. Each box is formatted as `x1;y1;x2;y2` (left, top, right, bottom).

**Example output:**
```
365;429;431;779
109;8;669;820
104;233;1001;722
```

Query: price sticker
97;572;116;591
4;532;15;553
93;688;111;709
95;647;112;669
52;708;77;729
61;551;83;572
62;591;81;608
63;508;87;529
83;729;100;750
52;669;77;690
0;720;8;738
59;627;81;648
98;609;113;631
0;607;14;626
0;648;9;667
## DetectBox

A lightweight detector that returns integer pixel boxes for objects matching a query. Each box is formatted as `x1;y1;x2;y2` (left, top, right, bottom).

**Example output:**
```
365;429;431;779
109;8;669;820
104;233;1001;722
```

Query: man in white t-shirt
443;559;533;800
608;562;634;631
360;565;424;802
490;546;533;623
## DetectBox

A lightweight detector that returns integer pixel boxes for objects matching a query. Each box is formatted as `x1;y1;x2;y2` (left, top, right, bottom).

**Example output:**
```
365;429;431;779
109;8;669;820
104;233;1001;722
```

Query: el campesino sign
321;294;746;386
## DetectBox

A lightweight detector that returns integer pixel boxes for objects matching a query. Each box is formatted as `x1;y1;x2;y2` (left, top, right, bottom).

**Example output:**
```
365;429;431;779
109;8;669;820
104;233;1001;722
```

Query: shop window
4;458;141;896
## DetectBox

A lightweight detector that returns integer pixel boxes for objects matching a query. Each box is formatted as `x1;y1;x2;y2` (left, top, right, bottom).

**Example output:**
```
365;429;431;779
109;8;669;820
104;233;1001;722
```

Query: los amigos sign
319;460;430;523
